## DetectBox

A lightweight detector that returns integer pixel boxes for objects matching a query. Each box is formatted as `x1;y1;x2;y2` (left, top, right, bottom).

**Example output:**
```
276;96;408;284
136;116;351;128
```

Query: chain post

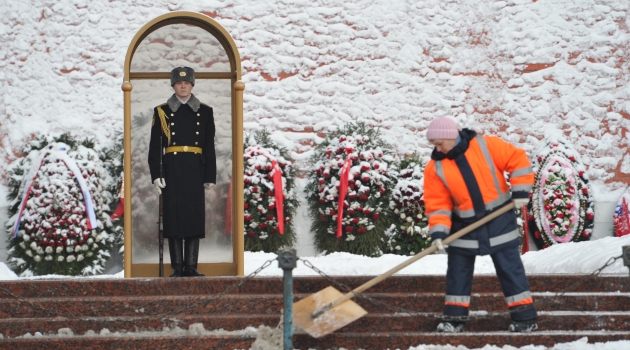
277;248;297;350
623;246;630;278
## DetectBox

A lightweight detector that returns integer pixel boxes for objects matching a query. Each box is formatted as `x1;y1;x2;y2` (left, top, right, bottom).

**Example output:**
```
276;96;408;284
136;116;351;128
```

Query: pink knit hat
426;117;459;140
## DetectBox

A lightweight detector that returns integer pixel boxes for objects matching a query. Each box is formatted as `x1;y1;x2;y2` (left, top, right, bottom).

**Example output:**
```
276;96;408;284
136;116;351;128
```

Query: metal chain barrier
155;257;278;318
531;254;623;308
299;254;625;322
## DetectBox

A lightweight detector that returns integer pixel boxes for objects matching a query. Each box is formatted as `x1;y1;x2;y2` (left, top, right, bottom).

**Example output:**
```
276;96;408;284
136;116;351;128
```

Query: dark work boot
183;238;205;277
168;238;184;277
437;321;465;333
509;319;538;333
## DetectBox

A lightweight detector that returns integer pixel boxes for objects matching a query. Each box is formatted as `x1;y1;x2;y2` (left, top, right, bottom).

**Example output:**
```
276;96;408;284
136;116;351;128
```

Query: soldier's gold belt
165;146;203;154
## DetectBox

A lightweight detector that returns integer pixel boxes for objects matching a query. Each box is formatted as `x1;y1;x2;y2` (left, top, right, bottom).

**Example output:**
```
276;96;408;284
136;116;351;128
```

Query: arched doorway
122;12;244;277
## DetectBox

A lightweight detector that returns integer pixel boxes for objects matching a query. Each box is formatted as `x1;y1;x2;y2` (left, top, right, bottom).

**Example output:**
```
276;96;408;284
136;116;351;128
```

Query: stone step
1;274;628;349
293;331;630;349
1;292;628;319
1;275;627;298
1;312;629;339
0;314;279;339
355;291;630;313
0;335;257;350
2;330;630;350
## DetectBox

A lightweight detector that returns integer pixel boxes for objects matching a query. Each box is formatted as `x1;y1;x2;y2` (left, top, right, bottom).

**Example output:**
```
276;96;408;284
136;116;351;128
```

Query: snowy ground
2;235;629;349
2;233;629;280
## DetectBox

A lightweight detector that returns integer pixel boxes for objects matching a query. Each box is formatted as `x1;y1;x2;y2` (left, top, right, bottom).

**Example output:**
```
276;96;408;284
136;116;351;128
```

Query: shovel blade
293;286;367;338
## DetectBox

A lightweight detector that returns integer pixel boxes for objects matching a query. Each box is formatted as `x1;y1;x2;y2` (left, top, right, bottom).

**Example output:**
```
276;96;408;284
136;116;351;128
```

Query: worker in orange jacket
423;117;537;333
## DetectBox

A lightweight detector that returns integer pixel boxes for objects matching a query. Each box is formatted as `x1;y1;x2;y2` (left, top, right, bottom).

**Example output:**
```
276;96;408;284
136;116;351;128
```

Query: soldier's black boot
168;238;184;277
183;238;205;277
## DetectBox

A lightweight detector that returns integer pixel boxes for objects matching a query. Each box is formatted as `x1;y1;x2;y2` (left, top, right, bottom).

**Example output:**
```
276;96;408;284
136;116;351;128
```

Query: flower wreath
5;134;115;276
243;130;298;252
306;122;396;257
526;139;594;249
384;155;430;256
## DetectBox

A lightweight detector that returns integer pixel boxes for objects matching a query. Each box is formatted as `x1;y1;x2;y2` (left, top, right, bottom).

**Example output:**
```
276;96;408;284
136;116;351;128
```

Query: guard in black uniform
148;66;217;277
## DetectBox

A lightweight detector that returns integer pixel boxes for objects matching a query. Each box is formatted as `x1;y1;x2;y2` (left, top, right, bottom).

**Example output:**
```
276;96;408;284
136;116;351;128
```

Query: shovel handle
312;201;516;318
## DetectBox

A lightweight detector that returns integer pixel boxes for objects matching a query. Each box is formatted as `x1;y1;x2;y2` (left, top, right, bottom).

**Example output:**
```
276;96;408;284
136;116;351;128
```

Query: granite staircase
1;274;629;349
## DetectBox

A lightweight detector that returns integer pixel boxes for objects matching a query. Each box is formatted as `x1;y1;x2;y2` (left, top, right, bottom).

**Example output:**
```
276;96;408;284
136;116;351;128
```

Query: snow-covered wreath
525;137;594;249
5;134;116;276
306;122;396;257
243;130;298;252
384;155;430;256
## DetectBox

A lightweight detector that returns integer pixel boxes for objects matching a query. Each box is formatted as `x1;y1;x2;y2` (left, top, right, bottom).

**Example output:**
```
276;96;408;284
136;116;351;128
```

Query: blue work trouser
444;244;537;322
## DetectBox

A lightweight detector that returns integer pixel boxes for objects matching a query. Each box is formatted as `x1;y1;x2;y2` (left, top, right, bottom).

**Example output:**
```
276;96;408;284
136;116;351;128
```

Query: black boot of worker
168;238;184;277
509;319;538;333
183;238;204;277
437;321;465;333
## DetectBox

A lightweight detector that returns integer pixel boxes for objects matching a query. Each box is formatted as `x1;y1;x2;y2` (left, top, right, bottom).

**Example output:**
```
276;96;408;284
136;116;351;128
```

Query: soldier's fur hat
170;66;195;86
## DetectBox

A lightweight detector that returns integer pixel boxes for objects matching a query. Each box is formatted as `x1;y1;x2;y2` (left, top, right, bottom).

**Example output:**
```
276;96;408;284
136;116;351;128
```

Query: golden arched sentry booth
121;12;244;278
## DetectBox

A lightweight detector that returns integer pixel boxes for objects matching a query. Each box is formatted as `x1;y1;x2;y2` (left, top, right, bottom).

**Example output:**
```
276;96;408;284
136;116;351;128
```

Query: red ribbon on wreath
521;205;529;254
110;177;124;220
336;158;352;238
272;160;285;234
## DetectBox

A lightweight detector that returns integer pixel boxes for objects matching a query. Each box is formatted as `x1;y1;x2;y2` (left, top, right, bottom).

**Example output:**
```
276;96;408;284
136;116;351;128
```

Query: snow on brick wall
1;0;629;205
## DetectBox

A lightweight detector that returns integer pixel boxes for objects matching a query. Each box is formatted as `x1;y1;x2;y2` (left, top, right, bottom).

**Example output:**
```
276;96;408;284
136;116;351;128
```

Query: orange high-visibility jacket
423;130;533;254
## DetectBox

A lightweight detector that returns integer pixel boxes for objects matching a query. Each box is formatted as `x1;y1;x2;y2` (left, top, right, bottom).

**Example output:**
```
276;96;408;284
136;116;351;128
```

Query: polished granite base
1;275;629;349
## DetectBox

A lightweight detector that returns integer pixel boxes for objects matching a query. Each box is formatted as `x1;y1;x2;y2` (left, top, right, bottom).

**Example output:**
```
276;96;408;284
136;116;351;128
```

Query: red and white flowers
307;122;396;257
6;135;115;276
384;157;430;256
243;130;297;252
528;137;594;249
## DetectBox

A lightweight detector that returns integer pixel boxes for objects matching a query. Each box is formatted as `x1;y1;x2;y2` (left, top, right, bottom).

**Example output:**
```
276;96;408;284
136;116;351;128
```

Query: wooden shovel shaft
312;201;516;318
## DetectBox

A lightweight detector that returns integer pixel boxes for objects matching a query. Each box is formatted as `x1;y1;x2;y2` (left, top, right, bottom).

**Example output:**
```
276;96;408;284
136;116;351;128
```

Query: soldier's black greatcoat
148;93;216;239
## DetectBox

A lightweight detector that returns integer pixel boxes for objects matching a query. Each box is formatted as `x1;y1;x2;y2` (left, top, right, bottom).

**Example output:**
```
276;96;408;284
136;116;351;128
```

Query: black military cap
170;66;195;86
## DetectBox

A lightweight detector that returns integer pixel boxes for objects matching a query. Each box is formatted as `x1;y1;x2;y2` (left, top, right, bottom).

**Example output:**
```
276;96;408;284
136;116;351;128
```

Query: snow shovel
293;201;516;338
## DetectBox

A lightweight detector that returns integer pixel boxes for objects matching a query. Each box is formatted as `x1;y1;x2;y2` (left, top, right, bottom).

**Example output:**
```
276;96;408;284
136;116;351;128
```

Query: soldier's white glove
204;183;215;190
513;198;529;208
153;178;165;195
431;238;446;254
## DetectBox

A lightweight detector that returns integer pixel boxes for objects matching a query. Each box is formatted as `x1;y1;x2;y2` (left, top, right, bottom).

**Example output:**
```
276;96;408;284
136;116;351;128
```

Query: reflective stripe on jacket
423;129;534;255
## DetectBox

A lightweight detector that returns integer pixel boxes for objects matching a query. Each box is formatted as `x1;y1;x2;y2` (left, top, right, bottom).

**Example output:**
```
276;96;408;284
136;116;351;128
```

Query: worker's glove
431;238;446;254
204;183;215;190
513;198;529;208
153;178;165;195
